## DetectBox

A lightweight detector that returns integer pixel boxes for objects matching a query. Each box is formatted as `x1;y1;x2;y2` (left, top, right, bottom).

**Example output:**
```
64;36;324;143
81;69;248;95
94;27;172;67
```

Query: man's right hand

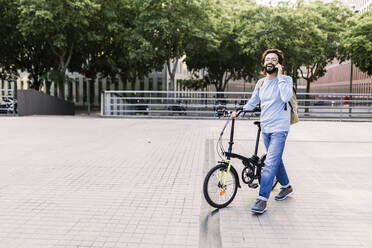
230;111;239;119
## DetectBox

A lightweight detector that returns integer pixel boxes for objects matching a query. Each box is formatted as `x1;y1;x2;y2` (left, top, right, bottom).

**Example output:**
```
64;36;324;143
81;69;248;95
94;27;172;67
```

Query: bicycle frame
224;118;262;164
203;110;279;208
218;113;264;189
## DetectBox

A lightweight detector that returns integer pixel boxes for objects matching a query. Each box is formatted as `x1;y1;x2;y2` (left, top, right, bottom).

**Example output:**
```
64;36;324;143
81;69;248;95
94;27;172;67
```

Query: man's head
261;49;284;75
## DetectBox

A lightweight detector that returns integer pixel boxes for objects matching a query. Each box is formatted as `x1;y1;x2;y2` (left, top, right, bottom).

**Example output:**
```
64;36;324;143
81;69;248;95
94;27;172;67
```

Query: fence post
149;91;152;116
101;92;104;116
87;79;91;115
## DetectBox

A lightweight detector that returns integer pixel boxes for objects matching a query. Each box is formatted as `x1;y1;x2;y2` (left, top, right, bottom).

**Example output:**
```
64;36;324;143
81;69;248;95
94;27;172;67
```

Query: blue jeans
258;131;290;201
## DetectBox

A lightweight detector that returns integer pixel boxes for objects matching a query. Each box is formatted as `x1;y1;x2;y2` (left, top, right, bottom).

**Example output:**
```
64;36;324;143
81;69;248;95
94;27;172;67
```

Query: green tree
0;0;55;90
237;1;352;92
342;11;372;75
295;1;353;95
17;0;101;97
184;0;257;95
0;0;21;81
86;0;166;91
139;0;209;94
236;0;353;112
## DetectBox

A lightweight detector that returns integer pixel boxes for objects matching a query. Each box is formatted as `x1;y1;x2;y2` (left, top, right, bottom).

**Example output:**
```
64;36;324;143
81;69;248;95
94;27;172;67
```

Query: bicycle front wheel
203;163;239;209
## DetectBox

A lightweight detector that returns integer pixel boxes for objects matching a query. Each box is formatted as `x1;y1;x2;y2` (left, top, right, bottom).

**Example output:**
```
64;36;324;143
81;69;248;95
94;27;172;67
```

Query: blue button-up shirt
243;75;293;133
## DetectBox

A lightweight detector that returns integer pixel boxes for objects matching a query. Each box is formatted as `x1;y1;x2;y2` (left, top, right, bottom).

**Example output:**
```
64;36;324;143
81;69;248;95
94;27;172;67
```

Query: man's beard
265;63;278;74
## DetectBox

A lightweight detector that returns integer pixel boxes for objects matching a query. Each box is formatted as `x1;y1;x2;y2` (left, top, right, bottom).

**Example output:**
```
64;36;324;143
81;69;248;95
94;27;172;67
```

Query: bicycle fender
221;163;241;188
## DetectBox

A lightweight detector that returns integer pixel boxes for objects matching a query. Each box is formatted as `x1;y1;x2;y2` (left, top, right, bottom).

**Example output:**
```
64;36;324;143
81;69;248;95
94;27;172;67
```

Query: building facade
311;60;372;93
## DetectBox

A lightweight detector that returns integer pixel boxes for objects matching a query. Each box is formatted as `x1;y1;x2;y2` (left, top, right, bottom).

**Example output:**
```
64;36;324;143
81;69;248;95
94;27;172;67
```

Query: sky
256;0;350;7
256;0;296;6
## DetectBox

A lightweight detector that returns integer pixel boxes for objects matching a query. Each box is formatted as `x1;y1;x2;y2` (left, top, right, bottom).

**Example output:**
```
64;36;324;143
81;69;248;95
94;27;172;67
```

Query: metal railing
0;89;16;116
101;90;372;120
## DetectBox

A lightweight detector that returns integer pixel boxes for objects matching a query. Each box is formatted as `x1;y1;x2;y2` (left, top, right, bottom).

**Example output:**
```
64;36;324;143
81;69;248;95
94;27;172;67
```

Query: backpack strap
256;78;265;110
285;86;296;111
288;102;293;109
257;78;265;89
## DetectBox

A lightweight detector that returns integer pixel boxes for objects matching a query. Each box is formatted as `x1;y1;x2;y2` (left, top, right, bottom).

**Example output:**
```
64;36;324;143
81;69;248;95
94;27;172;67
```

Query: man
231;49;294;214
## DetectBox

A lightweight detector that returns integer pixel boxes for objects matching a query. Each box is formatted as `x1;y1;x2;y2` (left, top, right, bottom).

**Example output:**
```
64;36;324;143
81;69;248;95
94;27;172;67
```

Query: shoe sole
275;191;293;201
251;207;267;214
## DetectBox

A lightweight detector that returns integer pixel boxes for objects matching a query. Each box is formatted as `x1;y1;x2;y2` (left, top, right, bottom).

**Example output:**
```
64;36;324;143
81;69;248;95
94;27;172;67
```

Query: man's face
264;53;279;74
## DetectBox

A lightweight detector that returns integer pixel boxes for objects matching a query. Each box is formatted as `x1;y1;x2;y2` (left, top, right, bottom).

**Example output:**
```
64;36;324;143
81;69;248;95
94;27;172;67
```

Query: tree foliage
0;0;55;89
0;0;21;80
295;1;352;92
0;0;364;97
86;0;161;87
178;77;209;91
137;0;210;92
17;0;102;95
342;11;372;75
184;0;257;94
237;0;352;92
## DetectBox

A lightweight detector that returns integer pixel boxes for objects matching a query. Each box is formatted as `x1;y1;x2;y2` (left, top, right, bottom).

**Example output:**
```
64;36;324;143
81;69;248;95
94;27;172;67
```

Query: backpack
257;77;299;125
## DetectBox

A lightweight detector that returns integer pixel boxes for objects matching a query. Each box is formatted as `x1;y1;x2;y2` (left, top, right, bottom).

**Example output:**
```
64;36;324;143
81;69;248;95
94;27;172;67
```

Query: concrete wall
18;89;74;116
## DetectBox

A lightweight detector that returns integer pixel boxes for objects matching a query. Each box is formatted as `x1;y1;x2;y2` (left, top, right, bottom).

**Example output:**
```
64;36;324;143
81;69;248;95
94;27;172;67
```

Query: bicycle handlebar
235;106;261;117
220;106;260;119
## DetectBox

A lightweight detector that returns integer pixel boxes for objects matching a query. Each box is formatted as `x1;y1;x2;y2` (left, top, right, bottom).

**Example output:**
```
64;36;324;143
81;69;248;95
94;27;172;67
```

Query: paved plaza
0;116;372;248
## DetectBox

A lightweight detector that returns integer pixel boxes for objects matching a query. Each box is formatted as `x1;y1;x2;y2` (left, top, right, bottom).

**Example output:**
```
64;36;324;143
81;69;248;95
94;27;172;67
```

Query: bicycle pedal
248;183;258;189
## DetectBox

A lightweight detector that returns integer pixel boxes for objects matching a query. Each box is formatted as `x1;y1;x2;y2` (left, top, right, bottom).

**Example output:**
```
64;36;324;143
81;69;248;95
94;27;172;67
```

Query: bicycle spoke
208;178;235;204
203;164;239;208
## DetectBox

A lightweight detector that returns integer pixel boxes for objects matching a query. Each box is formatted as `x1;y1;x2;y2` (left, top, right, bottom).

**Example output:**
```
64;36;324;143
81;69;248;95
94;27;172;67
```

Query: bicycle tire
203;163;239;209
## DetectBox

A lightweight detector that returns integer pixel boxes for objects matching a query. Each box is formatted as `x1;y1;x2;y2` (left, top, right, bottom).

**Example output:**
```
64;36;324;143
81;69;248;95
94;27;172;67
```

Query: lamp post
349;58;353;114
348;5;359;115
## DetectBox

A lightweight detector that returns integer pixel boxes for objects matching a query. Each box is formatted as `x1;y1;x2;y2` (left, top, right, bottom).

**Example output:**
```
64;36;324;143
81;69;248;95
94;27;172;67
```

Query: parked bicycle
203;108;278;209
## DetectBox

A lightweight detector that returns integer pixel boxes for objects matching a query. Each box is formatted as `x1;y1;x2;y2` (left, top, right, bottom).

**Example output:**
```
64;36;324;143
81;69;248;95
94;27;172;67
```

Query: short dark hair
261;49;284;65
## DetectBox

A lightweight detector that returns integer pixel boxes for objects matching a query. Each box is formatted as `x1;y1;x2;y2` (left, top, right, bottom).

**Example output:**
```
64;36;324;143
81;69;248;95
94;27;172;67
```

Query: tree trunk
215;79;225;99
133;75;137;91
166;58;179;101
45;80;52;95
58;79;65;99
49;43;73;99
119;71;128;91
30;75;41;91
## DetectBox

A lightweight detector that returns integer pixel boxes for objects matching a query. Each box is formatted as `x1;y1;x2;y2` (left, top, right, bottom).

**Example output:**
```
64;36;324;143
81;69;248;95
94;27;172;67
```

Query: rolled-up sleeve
243;83;260;111
278;75;293;102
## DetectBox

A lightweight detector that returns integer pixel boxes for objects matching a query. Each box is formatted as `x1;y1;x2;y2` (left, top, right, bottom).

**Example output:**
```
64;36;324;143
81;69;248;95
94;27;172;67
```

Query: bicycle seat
253;121;260;126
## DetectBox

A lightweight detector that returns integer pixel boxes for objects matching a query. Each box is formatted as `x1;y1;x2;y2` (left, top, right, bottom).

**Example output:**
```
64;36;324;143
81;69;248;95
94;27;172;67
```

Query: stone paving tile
0;116;211;248
0;117;372;248
216;121;372;248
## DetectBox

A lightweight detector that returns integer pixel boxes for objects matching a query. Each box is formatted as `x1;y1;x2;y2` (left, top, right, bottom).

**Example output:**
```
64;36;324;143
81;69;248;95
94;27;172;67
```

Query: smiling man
231;49;294;214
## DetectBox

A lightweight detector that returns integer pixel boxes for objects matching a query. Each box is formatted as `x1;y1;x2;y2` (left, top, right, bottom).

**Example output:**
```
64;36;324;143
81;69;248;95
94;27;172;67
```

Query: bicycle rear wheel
203;163;239;209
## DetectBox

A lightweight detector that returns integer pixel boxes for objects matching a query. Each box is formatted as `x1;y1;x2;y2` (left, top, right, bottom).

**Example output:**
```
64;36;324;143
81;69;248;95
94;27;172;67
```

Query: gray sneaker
275;186;293;201
251;199;267;214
